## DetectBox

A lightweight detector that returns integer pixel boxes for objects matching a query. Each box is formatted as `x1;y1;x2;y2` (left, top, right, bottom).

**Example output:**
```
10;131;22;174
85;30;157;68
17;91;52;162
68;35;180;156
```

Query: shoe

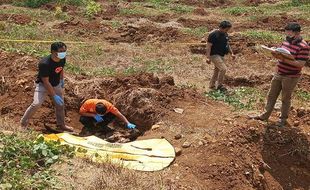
217;85;228;92
248;115;267;121
209;85;216;90
276;119;287;128
57;125;74;132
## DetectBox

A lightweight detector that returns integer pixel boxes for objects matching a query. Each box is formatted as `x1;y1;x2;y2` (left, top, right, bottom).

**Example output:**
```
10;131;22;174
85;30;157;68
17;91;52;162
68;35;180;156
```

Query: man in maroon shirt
253;22;309;127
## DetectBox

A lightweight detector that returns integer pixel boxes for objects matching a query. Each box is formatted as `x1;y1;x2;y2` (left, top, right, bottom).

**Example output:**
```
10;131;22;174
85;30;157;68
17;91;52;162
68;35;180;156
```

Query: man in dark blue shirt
206;21;235;91
21;42;73;132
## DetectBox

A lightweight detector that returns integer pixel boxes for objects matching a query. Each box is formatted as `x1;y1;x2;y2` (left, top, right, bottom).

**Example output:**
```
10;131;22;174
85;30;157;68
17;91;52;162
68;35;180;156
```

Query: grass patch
224;6;252;15
85;0;102;18
207;87;264;110
182;27;209;38
0;132;74;189
13;0;84;8
170;4;193;14
296;90;310;102
241;30;282;43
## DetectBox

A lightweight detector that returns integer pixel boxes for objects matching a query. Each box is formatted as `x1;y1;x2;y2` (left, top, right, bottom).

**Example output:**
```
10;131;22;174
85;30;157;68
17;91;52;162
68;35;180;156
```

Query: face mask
57;52;66;59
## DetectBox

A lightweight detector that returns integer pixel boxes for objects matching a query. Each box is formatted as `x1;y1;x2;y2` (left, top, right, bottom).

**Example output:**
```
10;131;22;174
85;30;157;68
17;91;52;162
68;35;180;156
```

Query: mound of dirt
66;73;199;128
189;117;310;189
54;19;110;37
102;4;120;20
105;24;188;43
255;15;310;31
225;74;273;87
177;17;217;29
193;7;208;16
0;51;200;135
0;13;31;25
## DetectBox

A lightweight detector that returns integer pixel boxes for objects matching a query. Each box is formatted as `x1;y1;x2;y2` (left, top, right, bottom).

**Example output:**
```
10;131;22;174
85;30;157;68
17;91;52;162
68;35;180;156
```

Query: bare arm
79;112;96;118
60;70;64;80
206;42;212;58
114;110;129;125
41;77;56;96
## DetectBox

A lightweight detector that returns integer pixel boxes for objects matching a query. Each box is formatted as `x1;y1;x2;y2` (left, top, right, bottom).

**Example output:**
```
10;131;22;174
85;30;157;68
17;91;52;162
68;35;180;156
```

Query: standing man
79;99;136;134
21;42;73;132
206;20;235;91
253;22;309;127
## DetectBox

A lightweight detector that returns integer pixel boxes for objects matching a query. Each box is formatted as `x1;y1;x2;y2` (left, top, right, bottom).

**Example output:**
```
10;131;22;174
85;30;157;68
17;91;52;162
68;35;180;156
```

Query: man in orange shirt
79;99;136;132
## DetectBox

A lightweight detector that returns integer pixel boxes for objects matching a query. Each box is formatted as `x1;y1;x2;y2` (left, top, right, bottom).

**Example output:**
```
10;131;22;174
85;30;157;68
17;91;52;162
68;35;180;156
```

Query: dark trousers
79;113;116;129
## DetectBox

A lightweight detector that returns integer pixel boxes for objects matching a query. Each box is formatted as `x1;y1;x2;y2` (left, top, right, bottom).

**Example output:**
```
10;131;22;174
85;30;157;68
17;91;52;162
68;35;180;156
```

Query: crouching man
79;99;136;134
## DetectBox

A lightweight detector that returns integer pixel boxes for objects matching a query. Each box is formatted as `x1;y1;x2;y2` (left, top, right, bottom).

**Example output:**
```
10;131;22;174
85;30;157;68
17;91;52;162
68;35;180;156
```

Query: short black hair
51;42;67;52
95;103;107;115
219;21;232;29
285;22;301;32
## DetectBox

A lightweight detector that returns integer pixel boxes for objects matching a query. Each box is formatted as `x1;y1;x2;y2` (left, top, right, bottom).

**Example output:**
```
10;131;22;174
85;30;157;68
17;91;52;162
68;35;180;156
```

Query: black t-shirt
36;55;65;87
207;30;229;56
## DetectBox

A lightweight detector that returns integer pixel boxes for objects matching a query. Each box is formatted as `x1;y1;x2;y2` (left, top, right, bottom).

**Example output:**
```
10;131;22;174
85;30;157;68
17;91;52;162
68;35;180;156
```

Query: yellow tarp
44;133;175;171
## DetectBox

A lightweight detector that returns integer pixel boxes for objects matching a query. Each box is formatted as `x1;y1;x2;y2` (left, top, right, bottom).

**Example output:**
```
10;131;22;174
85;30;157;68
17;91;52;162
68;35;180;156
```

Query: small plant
182;27;209;38
170;4;193;13
123;66;141;75
207;87;263;110
0;133;74;189
296;90;310;102
225;6;249;15
65;62;84;75
85;1;102;18
14;0;52;8
242;30;282;42
291;0;310;6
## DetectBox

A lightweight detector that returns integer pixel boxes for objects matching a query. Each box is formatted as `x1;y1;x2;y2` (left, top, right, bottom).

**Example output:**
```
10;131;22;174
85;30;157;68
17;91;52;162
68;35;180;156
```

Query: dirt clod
182;142;191;148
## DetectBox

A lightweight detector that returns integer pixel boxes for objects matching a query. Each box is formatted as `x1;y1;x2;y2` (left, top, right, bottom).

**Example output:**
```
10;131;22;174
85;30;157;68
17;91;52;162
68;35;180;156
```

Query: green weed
224;6;251;15
242;30;283;42
170;4;193;13
0;132;74;189
65;62;84;75
207;87;264;110
182;27;209;38
123;66;141;75
85;1;102;18
296;90;310;102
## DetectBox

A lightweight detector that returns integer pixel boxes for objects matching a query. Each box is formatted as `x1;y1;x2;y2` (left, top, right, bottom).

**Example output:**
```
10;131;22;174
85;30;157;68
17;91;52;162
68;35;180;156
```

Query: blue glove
127;123;136;129
94;114;104;123
53;95;64;106
60;79;64;88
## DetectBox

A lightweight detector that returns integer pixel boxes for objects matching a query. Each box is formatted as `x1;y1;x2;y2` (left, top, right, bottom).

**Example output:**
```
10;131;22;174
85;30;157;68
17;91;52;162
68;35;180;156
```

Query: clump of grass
242;30;283;43
207;87;264;110
170;4;193;13
13;0;84;8
182;27;209;38
291;0;310;6
296;90;310;102
0;132;74;189
225;6;248;15
85;1;102;18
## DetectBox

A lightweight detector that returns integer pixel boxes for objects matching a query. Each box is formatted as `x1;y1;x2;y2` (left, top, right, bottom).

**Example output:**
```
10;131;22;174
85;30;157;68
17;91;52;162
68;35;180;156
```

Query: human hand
53;95;64;106
94;114;104;123
127;123;136;129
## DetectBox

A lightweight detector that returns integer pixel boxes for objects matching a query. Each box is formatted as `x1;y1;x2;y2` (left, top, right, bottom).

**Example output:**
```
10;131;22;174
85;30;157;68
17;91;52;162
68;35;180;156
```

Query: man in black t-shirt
206;21;235;91
20;42;73;132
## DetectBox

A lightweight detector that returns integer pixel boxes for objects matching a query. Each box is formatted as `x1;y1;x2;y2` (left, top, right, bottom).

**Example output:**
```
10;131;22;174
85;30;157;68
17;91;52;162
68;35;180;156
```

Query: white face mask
57;52;66;59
